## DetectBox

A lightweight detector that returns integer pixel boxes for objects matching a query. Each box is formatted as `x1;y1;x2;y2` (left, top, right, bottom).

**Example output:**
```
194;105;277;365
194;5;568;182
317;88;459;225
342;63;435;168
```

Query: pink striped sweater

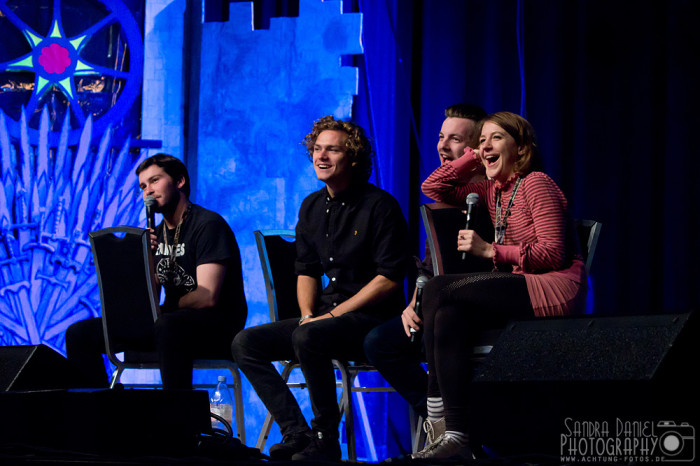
421;150;587;317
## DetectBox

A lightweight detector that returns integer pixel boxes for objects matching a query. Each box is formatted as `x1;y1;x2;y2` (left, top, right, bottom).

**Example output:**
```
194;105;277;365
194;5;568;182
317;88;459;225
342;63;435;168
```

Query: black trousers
231;312;384;438
65;308;240;389
422;272;534;433
363;315;427;419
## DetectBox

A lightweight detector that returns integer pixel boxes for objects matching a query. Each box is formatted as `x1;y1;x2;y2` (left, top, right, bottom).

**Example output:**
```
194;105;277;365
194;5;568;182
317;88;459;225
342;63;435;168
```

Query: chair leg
228;366;246;444
257;411;276;451
109;366;125;389
412;413;426;453
335;361;356;462
353;378;378;461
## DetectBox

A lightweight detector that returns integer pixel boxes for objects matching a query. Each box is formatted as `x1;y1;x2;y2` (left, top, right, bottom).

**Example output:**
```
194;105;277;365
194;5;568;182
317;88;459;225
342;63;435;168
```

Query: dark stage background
349;0;700;316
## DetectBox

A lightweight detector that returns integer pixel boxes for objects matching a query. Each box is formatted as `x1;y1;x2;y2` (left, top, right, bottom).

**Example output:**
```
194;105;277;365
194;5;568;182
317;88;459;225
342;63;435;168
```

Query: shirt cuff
492;243;521;267
376;266;407;282
451;148;481;176
295;261;323;277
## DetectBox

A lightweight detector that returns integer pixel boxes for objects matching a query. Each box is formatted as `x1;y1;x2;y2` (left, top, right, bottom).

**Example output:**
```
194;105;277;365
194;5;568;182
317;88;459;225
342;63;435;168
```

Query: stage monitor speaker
0;344;77;392
0;389;211;457
469;312;698;458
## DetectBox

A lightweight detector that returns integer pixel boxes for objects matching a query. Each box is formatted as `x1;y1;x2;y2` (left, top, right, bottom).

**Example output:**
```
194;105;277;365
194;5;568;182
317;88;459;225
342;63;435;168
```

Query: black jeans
65;308;239;389
231;312;384;438
363;315;427;419
422;272;534;433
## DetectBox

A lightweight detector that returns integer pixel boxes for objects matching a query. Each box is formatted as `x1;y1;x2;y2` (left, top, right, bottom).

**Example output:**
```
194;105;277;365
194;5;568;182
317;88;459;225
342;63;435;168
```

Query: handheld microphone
409;275;429;343
144;195;156;230
462;193;480;260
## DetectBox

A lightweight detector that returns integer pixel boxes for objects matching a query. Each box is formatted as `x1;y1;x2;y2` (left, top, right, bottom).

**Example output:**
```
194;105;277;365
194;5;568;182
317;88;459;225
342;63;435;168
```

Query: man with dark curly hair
232;116;410;461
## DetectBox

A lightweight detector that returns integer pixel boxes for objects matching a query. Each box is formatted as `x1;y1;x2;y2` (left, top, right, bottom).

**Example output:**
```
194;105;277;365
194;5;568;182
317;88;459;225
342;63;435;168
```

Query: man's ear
176;176;186;190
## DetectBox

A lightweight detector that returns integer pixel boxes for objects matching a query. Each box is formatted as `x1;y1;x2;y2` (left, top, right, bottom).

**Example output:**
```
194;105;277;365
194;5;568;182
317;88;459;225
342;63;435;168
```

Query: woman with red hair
408;112;587;460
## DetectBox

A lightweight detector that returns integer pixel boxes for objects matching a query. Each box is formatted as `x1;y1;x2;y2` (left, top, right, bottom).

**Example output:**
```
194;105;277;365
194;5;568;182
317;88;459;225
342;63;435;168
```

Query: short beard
156;190;183;215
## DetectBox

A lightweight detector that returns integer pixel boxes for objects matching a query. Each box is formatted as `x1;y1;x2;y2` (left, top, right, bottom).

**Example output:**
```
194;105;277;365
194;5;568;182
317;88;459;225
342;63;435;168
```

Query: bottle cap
218;375;226;382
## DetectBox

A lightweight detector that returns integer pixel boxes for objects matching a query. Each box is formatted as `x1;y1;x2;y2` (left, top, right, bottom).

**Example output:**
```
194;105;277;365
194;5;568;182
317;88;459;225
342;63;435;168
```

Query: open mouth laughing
484;154;500;167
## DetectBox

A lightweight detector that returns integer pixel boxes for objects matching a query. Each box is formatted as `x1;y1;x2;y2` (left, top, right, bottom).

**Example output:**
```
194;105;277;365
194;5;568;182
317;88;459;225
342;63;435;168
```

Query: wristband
298;315;313;325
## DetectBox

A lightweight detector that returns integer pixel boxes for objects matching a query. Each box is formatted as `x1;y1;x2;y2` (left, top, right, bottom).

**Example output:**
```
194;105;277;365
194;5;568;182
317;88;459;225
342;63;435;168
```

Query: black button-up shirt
295;182;409;319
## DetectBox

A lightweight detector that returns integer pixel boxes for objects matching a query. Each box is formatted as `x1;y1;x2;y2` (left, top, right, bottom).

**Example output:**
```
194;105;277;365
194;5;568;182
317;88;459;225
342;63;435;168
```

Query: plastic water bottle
210;375;233;430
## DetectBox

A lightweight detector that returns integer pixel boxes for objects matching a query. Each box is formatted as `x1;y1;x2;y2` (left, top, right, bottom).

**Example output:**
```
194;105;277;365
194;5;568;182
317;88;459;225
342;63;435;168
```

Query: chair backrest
89;227;159;361
420;203;494;276
254;230;301;322
574;219;602;273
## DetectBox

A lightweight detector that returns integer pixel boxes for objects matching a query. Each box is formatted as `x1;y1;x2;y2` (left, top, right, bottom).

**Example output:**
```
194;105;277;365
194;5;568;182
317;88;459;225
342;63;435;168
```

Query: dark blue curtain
353;0;700;316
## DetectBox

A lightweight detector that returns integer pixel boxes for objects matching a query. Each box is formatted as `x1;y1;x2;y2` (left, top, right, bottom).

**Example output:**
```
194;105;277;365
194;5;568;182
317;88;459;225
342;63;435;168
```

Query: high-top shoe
412;432;473;460
268;430;311;460
423;416;445;447
291;429;341;462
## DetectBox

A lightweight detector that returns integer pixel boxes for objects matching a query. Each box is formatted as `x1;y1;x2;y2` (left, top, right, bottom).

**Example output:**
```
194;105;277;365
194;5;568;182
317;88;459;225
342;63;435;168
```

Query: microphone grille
416;275;429;288
466;192;480;206
144;195;156;207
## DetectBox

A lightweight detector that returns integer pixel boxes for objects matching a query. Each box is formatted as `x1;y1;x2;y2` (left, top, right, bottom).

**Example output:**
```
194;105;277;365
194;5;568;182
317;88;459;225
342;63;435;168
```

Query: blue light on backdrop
1;0;407;461
193;1;403;459
0;108;145;351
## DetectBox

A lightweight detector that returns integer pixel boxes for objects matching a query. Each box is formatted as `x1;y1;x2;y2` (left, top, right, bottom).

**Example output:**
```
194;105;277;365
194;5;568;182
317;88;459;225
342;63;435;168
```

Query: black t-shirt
154;204;247;329
295;182;409;319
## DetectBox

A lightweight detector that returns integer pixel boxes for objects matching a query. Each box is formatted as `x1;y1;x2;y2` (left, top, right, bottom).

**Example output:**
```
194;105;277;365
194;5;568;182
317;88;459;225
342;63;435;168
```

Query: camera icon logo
657;421;695;462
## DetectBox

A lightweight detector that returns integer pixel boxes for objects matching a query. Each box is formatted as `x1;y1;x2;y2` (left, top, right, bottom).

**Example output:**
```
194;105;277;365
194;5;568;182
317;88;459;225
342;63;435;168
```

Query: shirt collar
323;182;368;204
494;173;521;193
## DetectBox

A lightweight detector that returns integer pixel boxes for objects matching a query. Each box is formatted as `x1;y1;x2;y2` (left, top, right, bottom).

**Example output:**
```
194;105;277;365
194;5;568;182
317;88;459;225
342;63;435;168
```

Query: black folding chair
89;226;245;442
254;229;394;462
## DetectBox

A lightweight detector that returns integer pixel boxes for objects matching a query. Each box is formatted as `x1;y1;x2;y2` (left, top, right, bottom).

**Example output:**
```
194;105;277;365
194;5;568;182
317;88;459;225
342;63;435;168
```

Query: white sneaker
412;433;473;460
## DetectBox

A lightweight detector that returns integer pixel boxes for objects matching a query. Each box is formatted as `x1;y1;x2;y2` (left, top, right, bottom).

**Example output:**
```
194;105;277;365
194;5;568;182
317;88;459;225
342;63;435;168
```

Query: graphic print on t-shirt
156;257;196;293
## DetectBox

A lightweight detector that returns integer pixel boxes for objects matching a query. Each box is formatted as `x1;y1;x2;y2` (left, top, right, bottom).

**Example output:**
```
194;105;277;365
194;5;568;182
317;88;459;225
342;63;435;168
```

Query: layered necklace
162;202;192;270
494;177;522;244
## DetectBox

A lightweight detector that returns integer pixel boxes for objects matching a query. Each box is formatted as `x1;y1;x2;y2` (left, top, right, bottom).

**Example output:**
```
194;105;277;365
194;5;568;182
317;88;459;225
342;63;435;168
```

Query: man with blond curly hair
232;116;409;461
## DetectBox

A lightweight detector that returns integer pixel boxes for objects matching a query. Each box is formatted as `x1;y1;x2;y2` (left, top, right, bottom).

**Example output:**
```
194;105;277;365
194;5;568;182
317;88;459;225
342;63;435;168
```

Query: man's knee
290;323;313;351
231;326;280;367
292;321;336;360
363;326;383;363
231;328;252;360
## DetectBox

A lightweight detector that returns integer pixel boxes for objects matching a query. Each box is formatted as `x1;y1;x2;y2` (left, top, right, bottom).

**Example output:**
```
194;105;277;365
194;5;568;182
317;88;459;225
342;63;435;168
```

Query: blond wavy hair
303;116;374;183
